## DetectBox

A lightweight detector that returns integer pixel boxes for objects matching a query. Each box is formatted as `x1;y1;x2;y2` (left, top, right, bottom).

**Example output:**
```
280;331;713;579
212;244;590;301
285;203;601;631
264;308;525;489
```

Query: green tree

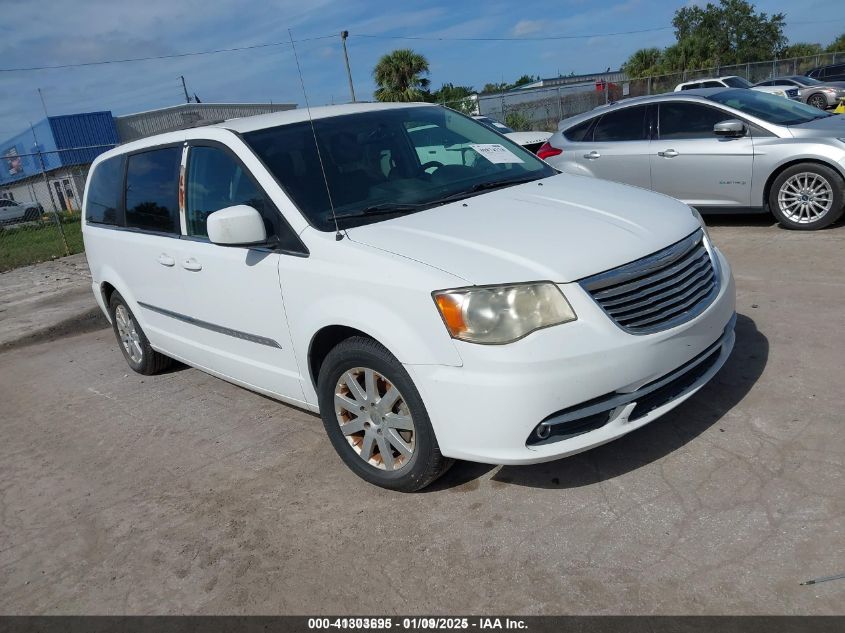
373;49;431;102
481;82;509;94
827;33;845;52
622;0;786;74
621;48;664;78
504;111;531;131
511;74;538;88
782;43;823;58
432;83;476;114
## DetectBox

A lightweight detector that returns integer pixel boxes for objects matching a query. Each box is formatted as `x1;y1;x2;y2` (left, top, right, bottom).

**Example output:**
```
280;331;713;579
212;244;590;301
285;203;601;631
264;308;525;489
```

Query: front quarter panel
750;137;845;206
284;228;466;407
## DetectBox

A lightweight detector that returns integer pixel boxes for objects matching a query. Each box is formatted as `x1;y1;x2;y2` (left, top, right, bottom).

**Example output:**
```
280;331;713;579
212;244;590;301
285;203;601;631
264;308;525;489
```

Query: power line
353;16;845;42
354;26;674;42
0;34;335;73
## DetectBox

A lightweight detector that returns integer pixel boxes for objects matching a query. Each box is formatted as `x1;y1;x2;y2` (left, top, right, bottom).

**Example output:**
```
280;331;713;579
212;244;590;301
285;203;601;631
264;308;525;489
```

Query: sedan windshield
789;75;823;86
707;89;833;125
722;76;753;88
243;106;554;230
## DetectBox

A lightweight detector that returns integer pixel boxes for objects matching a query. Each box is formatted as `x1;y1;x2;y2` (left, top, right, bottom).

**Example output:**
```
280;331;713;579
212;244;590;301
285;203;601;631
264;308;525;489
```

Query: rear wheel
769;164;845;230
109;292;172;375
317;336;452;491
807;93;828;110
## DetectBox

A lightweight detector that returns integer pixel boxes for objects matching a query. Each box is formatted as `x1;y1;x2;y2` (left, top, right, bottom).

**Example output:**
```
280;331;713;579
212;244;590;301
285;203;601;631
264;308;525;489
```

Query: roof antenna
288;29;343;241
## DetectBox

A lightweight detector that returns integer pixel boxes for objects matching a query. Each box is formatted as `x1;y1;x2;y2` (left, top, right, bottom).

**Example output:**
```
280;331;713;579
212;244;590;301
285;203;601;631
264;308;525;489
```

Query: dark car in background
806;63;845;83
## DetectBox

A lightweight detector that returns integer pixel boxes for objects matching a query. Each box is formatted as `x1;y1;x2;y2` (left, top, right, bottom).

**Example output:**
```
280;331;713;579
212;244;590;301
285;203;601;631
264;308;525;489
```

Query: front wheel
807;93;829;110
317;336;452;492
769;164;845;230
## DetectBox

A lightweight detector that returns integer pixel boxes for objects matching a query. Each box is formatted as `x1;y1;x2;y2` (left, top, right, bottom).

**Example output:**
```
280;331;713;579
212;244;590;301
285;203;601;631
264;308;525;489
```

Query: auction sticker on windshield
470;144;525;164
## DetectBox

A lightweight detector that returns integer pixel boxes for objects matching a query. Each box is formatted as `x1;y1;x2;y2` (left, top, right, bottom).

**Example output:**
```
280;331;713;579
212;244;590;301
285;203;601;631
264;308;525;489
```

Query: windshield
790;75;822;86
707;89;833;125
243;106;554;230
474;116;515;134
722;76;752;88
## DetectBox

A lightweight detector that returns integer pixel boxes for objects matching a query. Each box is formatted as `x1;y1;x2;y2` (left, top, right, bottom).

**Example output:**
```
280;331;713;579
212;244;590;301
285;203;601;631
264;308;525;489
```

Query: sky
0;0;843;141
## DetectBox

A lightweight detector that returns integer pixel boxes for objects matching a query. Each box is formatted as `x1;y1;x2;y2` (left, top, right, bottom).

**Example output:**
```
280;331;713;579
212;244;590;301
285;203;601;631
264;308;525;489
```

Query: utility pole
180;76;191;103
340;31;356;103
37;88;49;117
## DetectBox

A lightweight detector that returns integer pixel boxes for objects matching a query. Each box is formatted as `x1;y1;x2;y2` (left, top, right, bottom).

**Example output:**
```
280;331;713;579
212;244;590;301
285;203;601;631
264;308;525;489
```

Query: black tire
23;208;40;222
807;93;828;110
109;291;172;375
317;336;452;492
768;163;845;230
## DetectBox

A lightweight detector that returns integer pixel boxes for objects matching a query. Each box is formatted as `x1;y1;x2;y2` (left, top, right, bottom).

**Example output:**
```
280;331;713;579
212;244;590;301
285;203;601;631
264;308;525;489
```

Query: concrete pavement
0;217;843;614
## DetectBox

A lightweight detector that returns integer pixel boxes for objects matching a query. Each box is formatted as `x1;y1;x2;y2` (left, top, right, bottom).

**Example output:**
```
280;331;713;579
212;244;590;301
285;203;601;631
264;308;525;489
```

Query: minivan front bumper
407;247;736;465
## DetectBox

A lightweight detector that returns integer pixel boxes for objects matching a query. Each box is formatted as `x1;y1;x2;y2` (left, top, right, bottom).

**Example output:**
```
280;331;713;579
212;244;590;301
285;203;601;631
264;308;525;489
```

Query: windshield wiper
334;202;427;221
432;175;545;205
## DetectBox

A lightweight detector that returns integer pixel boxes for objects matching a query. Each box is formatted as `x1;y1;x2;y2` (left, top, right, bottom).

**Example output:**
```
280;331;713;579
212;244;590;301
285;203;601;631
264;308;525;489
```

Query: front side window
243;106;554;231
680;83;700;90
659;103;735;139
125;147;181;234
86;155;125;225
592;106;648;142
186;146;263;237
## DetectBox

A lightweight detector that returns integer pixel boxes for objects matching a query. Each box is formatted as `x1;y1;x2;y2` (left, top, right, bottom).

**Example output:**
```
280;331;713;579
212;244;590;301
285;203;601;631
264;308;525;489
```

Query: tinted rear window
563;119;593;142
125;147;182;234
85;156;125;225
593;106;648;142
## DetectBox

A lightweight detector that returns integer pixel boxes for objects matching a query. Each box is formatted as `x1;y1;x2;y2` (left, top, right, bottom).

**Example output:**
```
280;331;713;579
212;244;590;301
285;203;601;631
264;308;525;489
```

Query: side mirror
714;119;746;137
207;205;268;246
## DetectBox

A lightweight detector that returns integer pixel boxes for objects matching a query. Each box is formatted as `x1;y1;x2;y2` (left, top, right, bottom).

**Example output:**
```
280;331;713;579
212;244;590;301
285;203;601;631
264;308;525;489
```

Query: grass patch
0;213;84;272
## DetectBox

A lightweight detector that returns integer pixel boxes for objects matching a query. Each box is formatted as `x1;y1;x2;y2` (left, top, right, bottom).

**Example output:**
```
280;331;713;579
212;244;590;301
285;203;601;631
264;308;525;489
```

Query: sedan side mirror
714;119;746;137
207;205;268;247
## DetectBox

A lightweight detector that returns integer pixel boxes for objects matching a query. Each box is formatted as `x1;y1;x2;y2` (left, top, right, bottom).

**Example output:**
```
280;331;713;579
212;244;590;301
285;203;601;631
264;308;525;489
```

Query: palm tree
373;49;431;102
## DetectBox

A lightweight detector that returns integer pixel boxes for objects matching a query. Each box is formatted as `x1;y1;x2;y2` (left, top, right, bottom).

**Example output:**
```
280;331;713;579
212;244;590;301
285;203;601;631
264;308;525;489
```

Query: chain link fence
476;50;845;132
0;147;112;272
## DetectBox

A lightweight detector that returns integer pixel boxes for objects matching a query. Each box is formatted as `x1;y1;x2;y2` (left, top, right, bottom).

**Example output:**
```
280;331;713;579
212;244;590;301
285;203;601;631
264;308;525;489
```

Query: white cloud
513;20;544;37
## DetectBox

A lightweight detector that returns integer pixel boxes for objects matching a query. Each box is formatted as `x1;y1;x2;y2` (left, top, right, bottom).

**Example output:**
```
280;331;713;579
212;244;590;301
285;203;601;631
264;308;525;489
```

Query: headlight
690;206;710;241
433;282;577;344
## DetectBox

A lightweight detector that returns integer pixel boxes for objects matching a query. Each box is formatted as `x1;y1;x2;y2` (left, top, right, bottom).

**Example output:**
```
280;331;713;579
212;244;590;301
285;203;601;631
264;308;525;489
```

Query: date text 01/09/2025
306;617;528;629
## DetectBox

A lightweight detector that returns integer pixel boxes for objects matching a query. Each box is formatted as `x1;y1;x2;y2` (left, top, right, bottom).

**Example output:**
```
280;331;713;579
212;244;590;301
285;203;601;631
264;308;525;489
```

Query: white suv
82;103;736;491
675;75;800;99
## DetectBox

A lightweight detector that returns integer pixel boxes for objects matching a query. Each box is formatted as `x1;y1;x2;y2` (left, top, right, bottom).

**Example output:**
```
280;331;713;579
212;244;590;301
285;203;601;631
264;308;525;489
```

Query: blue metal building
0;112;118;211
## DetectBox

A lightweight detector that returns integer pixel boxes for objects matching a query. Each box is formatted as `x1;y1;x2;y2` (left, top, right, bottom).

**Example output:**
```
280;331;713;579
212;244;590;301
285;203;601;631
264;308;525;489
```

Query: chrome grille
580;230;718;334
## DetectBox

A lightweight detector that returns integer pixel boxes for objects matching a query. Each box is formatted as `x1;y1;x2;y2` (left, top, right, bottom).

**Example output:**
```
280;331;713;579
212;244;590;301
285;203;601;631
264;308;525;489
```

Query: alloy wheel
777;172;833;224
334;367;416;471
115;304;143;364
808;94;828;110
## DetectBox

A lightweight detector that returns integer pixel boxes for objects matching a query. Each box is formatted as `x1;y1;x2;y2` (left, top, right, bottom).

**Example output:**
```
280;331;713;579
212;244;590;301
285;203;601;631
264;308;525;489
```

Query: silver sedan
540;88;845;230
753;75;845;109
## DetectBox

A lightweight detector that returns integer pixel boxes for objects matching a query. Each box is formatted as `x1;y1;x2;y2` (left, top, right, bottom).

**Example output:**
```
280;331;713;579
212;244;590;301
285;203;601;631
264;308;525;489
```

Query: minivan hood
347;174;700;285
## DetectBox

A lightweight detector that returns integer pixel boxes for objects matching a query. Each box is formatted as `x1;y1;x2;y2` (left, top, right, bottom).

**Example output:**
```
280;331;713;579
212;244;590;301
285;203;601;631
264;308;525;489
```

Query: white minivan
82;103;736;491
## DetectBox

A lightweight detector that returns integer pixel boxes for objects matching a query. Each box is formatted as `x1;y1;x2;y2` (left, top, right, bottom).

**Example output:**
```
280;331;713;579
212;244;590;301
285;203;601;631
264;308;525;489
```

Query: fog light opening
535;424;552;440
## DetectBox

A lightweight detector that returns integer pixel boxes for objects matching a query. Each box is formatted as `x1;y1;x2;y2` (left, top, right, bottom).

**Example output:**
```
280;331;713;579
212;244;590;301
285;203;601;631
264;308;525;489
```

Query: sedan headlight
433;282;576;344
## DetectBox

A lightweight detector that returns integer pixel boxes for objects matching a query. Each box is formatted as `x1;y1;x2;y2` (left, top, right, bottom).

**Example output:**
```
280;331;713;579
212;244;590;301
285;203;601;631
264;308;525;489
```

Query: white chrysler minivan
83;103;736;491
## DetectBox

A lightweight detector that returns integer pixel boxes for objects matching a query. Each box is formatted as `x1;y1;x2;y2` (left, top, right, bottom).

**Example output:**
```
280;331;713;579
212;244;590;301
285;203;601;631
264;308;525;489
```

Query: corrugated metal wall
48;112;119;167
114;103;296;143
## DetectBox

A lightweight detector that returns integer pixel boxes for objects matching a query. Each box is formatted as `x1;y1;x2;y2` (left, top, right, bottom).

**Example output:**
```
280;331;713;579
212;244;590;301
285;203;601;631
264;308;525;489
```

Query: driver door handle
157;254;175;267
182;257;202;272
584;151;601;160
658;149;679;158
